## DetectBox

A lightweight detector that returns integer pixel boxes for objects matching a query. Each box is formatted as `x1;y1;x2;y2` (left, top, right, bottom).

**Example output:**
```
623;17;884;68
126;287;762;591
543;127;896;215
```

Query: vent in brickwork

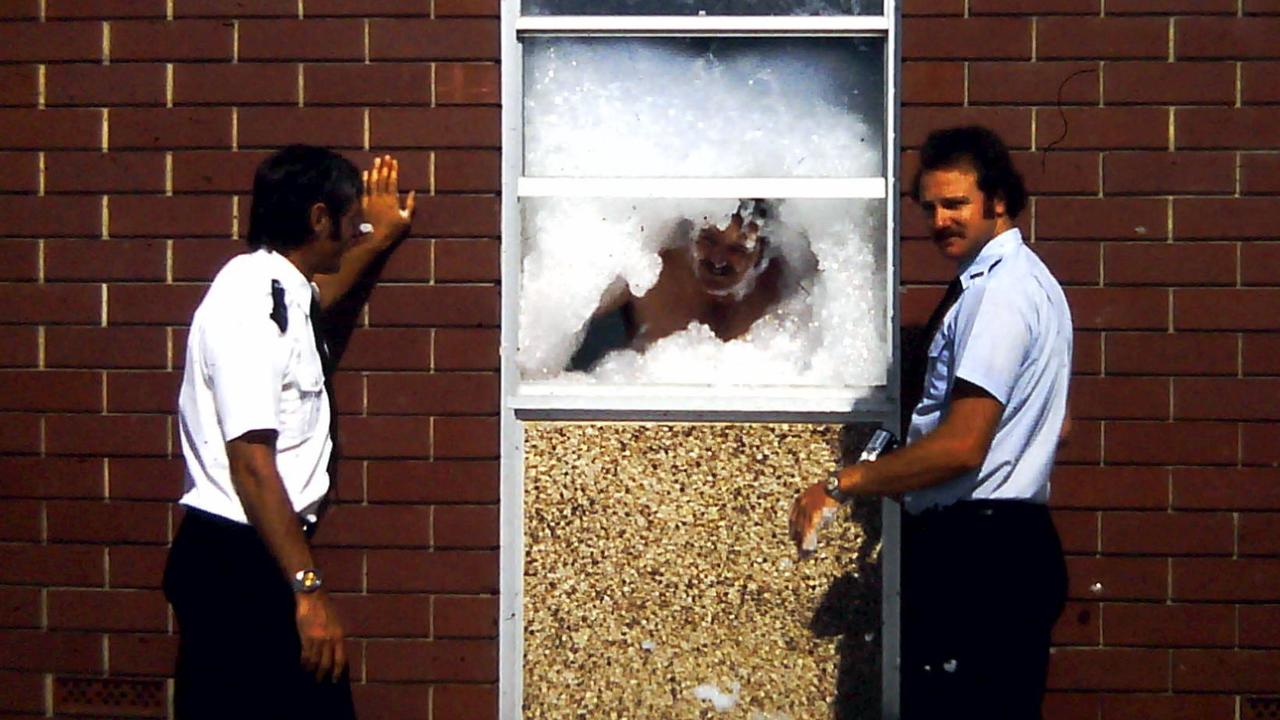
54;677;166;718
1245;696;1280;720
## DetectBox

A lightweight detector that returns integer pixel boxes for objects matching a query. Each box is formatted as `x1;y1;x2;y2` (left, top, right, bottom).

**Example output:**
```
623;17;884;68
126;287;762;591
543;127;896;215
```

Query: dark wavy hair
909;126;1027;220
246;145;361;251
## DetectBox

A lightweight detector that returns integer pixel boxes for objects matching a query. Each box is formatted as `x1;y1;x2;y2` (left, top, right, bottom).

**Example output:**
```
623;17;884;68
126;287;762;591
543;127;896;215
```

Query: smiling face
916;165;1009;265
691;213;766;295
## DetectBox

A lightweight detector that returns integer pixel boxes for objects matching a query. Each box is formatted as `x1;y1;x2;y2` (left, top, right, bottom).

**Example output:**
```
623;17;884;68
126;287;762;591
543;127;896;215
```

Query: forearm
313;238;388;310
229;446;315;581
837;430;983;497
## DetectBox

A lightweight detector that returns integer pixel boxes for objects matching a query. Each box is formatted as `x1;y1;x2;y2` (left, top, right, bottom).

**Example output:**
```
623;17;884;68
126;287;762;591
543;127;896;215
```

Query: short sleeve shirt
903;228;1073;514
177;248;333;524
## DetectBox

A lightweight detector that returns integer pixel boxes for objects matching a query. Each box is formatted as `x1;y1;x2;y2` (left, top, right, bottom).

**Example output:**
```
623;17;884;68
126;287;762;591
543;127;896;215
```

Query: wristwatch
824;470;850;504
291;568;324;594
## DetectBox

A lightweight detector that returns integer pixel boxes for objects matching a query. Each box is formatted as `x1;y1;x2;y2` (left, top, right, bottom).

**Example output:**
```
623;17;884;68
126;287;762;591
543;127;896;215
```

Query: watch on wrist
824;470;850;504
291;568;324;594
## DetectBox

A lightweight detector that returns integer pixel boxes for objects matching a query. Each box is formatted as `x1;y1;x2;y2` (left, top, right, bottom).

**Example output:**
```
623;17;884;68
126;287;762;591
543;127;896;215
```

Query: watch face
295;569;323;592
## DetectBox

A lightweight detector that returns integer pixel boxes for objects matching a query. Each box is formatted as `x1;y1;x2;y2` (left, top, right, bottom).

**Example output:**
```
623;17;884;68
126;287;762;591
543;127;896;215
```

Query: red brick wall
1;0;1277;718
900;2;1280;718
0;1;500;718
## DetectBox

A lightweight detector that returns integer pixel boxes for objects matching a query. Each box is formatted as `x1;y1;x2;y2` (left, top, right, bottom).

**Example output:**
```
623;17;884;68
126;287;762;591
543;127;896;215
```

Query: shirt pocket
921;328;953;407
277;341;326;450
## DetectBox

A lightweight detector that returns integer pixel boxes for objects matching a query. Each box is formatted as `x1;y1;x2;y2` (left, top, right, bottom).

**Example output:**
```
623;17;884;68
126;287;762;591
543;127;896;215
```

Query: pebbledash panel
499;1;901;718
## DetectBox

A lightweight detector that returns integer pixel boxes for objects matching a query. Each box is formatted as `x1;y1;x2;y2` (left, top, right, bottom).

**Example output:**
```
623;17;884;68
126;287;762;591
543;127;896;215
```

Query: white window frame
500;3;902;718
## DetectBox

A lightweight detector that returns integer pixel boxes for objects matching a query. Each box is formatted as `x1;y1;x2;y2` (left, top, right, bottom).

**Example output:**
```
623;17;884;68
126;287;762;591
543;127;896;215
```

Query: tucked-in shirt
178;248;332;524
904;228;1073;514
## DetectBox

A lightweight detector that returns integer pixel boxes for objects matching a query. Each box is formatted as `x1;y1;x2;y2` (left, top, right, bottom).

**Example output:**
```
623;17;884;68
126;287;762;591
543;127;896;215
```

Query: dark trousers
163;508;357;720
900;500;1067;720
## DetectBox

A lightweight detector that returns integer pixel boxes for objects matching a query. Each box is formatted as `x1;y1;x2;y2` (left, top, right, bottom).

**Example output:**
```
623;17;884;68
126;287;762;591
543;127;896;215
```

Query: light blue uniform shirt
903;228;1073;515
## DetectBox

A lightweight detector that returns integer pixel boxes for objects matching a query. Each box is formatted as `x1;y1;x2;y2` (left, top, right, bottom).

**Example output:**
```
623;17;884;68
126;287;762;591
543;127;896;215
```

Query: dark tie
901;276;963;426
309;296;339;478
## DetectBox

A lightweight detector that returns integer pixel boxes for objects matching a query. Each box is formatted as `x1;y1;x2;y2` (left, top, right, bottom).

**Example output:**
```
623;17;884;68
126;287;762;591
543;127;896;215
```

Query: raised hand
361;154;416;251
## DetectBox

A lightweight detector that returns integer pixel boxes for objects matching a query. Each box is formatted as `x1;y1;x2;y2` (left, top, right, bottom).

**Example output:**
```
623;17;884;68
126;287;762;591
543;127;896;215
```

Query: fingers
301;635;318;676
403;189;416;219
333;637;348;682
388;156;398;195
315;639;334;683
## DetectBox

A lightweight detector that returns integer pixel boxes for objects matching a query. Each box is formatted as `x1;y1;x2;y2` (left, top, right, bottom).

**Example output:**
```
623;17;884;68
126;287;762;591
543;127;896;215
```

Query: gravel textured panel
524;422;882;720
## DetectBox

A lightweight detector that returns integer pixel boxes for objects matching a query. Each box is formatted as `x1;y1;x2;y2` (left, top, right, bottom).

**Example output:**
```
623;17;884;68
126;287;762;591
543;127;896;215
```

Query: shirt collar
957;227;1022;289
256;248;313;304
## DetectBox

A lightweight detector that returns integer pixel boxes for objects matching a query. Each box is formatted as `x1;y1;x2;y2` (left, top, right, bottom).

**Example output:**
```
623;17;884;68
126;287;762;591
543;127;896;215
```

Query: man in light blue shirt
792;126;1072;719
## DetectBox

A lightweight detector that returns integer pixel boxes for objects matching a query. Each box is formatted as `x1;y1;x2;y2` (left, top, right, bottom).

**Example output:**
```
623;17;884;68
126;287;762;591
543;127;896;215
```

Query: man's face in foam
691;213;766;295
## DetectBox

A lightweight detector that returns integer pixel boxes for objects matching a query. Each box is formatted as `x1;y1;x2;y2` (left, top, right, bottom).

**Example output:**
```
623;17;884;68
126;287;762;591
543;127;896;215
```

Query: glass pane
523;37;884;178
518;196;888;388
523;0;883;15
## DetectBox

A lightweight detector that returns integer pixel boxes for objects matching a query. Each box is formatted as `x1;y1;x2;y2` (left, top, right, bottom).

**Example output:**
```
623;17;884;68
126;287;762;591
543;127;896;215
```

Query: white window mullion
517;176;887;199
516;14;891;35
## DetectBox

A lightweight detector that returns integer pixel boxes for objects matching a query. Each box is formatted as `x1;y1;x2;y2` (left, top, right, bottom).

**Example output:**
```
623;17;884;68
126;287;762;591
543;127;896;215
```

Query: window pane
523;37;884;178
518;196;888;388
522;0;883;15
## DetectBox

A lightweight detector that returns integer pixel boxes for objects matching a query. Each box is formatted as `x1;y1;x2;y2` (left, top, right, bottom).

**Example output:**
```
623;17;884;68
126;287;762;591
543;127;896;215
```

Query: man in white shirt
163;146;414;719
791;126;1072;719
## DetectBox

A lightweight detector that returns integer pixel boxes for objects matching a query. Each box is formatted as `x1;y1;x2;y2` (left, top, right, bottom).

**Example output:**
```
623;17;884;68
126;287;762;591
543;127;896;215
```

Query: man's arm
227;430;346;682
313;155;416;310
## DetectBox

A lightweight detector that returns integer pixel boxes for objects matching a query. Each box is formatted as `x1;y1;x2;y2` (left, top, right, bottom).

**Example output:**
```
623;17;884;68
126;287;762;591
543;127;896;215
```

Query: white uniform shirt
904;228;1073;514
178;248;333;524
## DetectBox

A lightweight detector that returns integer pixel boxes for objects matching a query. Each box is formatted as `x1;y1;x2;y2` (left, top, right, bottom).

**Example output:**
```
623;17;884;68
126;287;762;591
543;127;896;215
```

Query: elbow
947;438;989;476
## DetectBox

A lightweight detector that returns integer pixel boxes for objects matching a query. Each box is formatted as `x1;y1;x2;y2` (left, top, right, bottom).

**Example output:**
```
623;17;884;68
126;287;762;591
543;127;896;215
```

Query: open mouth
703;262;735;278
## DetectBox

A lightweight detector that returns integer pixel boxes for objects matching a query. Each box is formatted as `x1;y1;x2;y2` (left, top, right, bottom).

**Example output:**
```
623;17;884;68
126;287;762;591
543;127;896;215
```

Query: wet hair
246;145;362;251
909;126;1027;220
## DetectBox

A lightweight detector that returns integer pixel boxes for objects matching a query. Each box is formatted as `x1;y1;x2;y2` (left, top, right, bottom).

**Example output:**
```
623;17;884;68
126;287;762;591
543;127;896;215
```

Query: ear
308;202;330;241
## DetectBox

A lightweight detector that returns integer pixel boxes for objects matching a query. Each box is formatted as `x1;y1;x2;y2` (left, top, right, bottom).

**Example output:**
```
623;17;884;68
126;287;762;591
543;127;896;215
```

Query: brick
112;19;234;61
45;327;167;370
1105;421;1237;465
0;108;101;150
365;639;495;682
304;64;432;105
0;669;42;712
313;504;430;548
1103;510;1235;555
352;684;431;720
1239;512;1280;555
172;238;247;281
0;414;41;454
1107;332;1237;376
0;544;103;587
1071;377;1168;420
0;457;104;500
0;630;102;673
1054;601;1101;645
331;594;432;638
304;547;362;593
45;415;171;458
1174;558;1280;601
1101;694;1236;720
433;684;497;720
45;151;167;194
1243;423;1280;467
110;195;232;238
435;328;498;371
108;633;178;676
368;285;498;328
108;544;171;589
48;0;168;16
0;152;39;192
173;63;298;105
434;595;497;638
970;62;1099;105
1029;242;1099;285
1035;107;1169;151
0;500;41;541
1241;606;1280;648
433;239;499;283
239;107;364;149
902;0;965;12
371;107;501;149
1242;153;1280;195
1015;152;1101;198
110;108;232;150
337;328;431;372
367;549;497;593
0;588;41;629
0;22;103;62
0;0;38;18
971;0;1098;12
0;240;38;282
435;63;500;105
1039;17;1169;59
46;64;167;107
1046;647;1169;692
1104;602;1234;647
901;107;1032;149
1243;62;1280;103
902;17;1030;60
306;0;432;15
47;500;169;544
1105;61;1236;105
0;67;37;107
1104;151;1236;196
106;371;181;414
901;62;963;105
339;416;431;459
1178;108;1280;150
239;19;364;61
172;150;269;193
434;504;497;549
1177;17;1280;59
1245;0;1280;11
369;18;499;61
107;457;184;502
1175;289;1280;330
108;283;207;326
0;327;38;369
367;373;498;415
1179;198;1279;240
1057;419;1102;464
1173;467;1280;510
1065;288;1168;330
1176;378;1280;420
45;239;168;282
0;283;100;324
1105;243;1235;287
173;0;296;17
0;195;104;239
48;589;167;632
1174;649;1280;692
0;371;101;413
366;460;498;504
1245;333;1280;375
1053;509;1099;553
1051;465;1169;510
434;417;498;459
899;240;954;284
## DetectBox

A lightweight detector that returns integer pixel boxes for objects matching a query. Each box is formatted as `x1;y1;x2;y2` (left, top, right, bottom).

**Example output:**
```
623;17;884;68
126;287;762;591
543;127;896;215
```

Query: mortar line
233;20;240;63
38;0;45;21
101;108;110;152
165;152;173;196
363;108;370;151
231;107;239;151
298;64;305;108
37;152;45;196
101;284;108;328
1167;18;1174;62
298;0;304;19
101;194;109;238
37;326;45;370
103;21;111;64
167;0;173;20
37;65;45;109
166;64;174;107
